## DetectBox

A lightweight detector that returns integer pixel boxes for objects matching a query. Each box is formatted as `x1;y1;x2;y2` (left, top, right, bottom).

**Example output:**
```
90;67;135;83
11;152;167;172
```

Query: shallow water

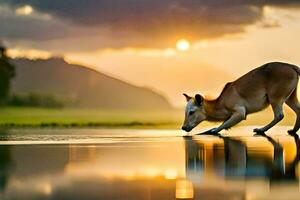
0;127;299;200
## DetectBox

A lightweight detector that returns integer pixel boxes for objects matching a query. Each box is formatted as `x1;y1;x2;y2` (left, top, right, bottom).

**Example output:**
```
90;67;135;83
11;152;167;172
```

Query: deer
182;62;300;136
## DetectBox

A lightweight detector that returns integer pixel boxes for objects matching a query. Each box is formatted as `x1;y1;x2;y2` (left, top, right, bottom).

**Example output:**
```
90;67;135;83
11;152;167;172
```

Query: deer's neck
203;99;229;121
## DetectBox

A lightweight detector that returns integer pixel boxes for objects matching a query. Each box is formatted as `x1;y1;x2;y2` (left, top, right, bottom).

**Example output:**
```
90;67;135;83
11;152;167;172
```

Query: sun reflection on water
176;179;194;199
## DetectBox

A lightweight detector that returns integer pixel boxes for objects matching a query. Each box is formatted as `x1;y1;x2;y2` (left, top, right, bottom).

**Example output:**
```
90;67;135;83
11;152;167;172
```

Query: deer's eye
189;110;195;115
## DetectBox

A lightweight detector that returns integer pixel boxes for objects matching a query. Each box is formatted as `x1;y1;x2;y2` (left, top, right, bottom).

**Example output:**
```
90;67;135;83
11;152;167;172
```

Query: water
0;127;299;200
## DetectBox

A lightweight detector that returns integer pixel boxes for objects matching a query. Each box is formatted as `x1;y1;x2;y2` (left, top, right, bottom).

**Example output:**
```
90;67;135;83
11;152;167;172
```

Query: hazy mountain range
11;57;173;109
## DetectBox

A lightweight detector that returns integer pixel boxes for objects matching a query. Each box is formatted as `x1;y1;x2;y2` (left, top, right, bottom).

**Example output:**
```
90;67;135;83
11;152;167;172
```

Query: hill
10;58;173;109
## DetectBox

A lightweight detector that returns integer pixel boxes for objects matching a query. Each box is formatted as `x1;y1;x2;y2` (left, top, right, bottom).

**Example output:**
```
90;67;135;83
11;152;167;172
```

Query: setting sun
176;39;190;51
15;5;33;15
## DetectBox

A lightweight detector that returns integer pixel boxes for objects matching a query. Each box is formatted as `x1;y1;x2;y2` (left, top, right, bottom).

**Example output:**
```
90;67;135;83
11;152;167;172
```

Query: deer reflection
256;133;300;183
286;133;300;179
184;135;247;179
222;137;247;177
184;133;300;183
184;136;204;176
255;133;285;181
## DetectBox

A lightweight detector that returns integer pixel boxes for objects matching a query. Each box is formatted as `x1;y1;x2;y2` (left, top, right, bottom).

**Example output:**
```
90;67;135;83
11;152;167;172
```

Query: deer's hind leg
286;88;300;135
253;101;284;134
254;77;298;134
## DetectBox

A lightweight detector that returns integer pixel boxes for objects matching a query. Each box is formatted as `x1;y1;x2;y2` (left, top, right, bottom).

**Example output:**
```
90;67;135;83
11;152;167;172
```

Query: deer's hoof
253;128;265;136
288;129;298;136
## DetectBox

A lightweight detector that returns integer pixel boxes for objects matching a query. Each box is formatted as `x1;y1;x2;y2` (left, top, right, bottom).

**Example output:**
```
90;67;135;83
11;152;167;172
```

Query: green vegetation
7;93;67;108
0;107;183;128
0;106;296;129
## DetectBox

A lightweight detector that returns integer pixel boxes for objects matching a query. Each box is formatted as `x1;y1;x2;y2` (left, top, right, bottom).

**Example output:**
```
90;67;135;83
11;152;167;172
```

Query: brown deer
182;62;300;135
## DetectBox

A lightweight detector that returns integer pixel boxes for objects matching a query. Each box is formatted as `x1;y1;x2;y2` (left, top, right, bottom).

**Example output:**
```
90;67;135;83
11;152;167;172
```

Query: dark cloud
1;0;300;51
0;15;67;41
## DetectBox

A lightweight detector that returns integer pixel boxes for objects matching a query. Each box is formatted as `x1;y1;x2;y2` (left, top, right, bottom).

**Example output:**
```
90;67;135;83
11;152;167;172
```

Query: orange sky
3;4;300;107
62;6;300;107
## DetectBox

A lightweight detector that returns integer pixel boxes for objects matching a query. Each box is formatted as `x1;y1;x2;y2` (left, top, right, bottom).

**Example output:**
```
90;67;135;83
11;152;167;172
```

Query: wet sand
0;127;299;200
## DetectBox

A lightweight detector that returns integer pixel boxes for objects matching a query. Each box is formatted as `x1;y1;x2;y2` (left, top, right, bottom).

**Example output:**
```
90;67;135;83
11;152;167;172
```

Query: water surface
0;127;299;200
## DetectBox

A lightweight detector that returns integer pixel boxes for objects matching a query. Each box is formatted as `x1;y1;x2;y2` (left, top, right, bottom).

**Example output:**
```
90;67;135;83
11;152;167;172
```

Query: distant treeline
7;93;67;108
0;45;15;105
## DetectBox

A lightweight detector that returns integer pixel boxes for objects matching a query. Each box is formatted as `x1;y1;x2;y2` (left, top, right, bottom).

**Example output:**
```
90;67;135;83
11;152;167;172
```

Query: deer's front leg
199;107;246;135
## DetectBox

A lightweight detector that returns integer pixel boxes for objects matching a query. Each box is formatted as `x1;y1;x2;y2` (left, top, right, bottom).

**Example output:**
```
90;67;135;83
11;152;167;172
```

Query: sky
1;0;300;107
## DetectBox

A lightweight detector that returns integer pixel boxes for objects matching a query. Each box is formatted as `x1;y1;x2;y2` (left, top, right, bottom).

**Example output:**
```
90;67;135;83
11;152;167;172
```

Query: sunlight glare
16;5;33;15
164;168;178;179
176;180;194;199
176;39;190;51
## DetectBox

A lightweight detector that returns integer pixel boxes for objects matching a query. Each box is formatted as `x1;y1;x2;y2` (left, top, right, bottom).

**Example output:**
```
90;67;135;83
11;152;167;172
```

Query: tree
0;46;15;104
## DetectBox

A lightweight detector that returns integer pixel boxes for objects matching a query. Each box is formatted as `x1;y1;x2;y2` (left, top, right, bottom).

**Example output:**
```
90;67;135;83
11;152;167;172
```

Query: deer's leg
200;107;246;135
215;108;246;132
253;102;284;134
286;88;300;135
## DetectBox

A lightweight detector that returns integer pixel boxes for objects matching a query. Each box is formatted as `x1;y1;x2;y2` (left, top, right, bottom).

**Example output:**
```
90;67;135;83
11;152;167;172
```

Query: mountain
10;57;173;109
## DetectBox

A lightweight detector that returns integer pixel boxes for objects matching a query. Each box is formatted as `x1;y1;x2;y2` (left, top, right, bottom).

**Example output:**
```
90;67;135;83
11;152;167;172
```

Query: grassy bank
0;106;297;129
0;107;183;128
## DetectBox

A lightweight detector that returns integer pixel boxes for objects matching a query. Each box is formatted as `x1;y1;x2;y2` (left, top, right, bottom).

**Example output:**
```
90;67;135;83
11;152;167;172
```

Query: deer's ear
183;93;192;101
195;94;203;106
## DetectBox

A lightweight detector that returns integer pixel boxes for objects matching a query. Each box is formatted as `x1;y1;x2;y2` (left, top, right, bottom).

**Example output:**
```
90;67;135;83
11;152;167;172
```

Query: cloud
0;5;67;41
1;0;300;51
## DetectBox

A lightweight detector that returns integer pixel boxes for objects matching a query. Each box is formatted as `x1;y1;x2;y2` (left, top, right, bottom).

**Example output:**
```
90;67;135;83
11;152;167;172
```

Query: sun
16;5;33;15
176;39;190;51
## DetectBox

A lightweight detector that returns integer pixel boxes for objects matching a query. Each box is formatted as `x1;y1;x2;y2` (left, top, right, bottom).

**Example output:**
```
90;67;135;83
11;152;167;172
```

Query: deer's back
220;62;299;113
